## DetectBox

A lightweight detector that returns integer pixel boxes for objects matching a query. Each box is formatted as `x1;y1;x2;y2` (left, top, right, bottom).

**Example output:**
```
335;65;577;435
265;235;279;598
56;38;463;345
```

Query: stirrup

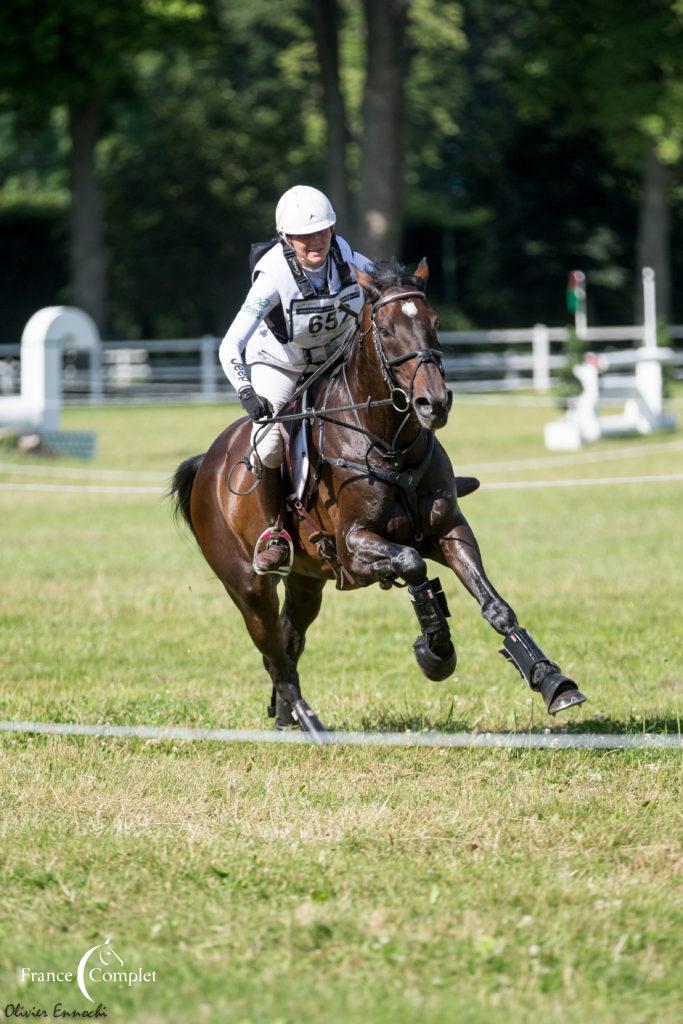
253;527;294;577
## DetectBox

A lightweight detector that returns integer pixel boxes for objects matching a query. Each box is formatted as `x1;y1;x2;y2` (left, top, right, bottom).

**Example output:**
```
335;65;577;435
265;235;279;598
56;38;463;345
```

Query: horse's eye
379;323;393;338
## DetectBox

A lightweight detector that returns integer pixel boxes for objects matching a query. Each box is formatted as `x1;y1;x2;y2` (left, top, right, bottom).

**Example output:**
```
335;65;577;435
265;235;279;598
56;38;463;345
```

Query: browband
371;290;426;313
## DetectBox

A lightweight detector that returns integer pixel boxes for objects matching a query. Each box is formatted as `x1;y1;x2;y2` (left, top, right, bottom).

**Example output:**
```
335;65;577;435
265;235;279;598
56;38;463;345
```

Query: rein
314;289;447;544
228;289;447;505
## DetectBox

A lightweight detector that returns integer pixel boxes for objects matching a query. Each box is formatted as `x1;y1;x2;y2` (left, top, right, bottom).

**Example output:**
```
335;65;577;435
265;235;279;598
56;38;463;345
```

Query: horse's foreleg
345;528;456;681
345;526;428;585
435;512;517;636
434;512;586;715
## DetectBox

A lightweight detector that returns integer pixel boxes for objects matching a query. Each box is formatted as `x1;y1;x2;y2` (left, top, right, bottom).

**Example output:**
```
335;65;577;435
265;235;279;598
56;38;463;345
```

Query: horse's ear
414;258;429;285
359;299;372;334
355;267;380;302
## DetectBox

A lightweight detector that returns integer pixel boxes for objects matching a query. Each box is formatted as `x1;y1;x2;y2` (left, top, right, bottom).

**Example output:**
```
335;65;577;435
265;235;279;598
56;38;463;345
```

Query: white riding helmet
275;185;336;236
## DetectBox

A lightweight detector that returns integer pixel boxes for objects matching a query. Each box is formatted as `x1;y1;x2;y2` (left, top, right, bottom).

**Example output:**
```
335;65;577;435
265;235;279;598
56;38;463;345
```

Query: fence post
642;267;657;348
532;323;551;391
90;344;103;404
201;335;217;400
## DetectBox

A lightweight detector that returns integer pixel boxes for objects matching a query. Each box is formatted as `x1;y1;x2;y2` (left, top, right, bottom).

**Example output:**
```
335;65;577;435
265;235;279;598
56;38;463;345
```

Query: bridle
364;289;449;414
229;286;451;497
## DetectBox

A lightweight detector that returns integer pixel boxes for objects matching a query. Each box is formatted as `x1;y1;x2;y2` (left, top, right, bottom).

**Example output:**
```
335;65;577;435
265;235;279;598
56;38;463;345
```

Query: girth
318;432;435;494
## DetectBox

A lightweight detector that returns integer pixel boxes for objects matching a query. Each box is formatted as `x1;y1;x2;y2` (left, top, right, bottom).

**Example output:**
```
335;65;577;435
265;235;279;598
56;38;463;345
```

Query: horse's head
355;258;451;431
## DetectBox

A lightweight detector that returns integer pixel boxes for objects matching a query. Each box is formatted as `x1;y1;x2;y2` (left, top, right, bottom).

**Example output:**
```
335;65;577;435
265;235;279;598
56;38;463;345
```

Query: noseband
368;290;447;410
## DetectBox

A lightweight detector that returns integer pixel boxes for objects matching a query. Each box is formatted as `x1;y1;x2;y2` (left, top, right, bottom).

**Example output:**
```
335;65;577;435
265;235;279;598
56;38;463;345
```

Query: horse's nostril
415;397;431;409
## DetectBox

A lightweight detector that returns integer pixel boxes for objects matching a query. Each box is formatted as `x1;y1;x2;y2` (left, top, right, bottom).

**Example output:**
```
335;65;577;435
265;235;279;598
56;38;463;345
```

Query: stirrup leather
253;527;294;577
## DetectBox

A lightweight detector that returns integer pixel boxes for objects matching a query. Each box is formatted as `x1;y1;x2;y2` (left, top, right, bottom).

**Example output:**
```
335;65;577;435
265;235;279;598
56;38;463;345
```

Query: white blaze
401;301;418;317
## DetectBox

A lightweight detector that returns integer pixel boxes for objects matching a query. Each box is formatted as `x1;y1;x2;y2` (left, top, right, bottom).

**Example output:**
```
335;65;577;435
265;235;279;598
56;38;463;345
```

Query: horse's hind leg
281;573;326;665
232;579;299;704
229;576;327;739
271;573;327;726
435;512;586;715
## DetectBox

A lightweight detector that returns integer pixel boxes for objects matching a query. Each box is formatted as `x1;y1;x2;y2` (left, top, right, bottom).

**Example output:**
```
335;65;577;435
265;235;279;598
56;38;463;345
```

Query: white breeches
248;362;301;469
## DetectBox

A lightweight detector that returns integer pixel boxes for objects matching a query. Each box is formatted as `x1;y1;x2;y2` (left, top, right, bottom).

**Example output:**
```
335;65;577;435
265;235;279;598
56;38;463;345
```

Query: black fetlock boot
408;578;457;681
500;628;587;715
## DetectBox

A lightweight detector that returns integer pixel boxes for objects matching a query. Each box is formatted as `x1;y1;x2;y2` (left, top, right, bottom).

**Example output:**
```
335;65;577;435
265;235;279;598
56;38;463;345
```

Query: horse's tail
169;454;204;538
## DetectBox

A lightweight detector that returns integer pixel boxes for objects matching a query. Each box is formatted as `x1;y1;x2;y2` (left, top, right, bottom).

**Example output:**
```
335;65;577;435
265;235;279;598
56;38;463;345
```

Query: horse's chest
384;510;414;544
372;493;452;542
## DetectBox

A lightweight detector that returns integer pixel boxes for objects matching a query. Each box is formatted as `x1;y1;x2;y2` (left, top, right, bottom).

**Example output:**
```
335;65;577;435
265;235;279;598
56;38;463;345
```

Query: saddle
277;387;351;586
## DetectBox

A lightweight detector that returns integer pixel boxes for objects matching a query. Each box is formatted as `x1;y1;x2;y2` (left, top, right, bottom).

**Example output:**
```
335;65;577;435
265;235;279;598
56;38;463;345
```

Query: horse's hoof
273;693;297;728
292;698;330;744
548;686;587;715
540;670;587;715
413;636;457;681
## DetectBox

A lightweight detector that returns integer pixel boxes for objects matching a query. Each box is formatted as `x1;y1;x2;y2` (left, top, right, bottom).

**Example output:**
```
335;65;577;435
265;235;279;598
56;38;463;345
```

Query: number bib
288;283;364;350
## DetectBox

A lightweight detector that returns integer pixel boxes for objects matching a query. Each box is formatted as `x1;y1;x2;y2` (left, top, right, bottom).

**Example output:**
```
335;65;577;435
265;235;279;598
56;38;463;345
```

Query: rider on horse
218;185;374;575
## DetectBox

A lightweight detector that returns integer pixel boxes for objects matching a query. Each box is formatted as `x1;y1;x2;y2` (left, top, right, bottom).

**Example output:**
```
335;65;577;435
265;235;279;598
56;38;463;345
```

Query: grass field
1;397;682;1023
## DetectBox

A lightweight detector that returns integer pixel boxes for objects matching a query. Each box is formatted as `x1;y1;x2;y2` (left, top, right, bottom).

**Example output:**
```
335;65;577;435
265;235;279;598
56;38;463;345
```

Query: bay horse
171;259;586;741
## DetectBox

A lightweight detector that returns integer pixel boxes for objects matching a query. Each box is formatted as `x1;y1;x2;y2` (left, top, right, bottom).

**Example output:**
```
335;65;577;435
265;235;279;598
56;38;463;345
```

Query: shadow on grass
560;713;681;735
359;709;682;736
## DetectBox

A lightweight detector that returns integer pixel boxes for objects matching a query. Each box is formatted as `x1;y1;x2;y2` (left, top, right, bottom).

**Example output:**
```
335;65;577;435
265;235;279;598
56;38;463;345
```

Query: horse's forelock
367;258;422;294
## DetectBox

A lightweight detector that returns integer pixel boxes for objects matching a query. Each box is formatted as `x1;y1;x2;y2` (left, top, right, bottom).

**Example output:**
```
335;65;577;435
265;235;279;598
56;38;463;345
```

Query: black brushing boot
500;627;587;715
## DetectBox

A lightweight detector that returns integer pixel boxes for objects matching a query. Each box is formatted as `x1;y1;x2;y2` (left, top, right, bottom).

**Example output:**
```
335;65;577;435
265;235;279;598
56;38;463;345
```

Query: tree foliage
0;0;681;339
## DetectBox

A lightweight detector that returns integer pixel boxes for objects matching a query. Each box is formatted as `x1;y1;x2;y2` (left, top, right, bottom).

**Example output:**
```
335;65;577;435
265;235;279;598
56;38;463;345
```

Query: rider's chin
414;397;449;430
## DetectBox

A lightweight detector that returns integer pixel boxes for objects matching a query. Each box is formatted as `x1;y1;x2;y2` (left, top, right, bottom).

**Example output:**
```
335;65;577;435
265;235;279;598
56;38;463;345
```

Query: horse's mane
366;258;423;292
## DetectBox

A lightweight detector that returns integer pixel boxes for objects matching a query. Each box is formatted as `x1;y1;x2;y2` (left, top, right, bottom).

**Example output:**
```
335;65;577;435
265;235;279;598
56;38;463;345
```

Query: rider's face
286;227;333;269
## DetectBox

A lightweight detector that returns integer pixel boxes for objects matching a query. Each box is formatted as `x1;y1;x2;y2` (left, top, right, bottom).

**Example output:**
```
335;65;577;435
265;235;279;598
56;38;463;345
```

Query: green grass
1;400;682;1023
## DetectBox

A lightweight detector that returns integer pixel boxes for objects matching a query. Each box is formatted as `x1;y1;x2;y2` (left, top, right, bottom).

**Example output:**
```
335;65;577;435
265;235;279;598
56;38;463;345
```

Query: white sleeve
218;274;280;393
351;250;375;275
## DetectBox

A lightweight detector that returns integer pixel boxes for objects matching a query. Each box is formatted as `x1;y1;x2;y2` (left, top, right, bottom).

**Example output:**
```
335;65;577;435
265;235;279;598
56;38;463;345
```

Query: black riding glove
239;387;274;421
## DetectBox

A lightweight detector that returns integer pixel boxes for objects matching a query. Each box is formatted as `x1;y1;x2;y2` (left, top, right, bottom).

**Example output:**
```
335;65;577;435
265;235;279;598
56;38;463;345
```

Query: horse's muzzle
414;393;451;430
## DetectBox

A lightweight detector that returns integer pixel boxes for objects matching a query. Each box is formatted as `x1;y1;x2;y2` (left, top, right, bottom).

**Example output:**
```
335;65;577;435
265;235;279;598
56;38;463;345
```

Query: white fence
1;325;682;403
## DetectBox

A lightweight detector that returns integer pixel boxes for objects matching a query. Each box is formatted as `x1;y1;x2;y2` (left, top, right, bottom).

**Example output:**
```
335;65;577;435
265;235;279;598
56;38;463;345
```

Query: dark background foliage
0;0;681;341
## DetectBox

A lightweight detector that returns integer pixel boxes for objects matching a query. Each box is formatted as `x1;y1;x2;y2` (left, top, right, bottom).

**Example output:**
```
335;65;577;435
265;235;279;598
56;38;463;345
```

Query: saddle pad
279;385;311;502
291;412;310;502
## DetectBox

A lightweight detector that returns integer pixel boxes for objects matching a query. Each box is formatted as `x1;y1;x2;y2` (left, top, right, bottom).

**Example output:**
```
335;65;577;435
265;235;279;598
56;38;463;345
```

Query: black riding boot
253;465;292;576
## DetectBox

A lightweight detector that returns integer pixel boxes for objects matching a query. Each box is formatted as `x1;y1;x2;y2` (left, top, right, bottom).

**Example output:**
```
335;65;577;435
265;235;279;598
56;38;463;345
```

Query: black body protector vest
248;236;357;347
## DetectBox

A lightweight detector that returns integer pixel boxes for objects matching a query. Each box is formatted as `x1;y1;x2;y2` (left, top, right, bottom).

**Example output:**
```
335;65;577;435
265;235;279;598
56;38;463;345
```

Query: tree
354;0;411;256
0;0;213;331
309;0;467;260
103;3;324;338
310;0;352;229
508;0;683;320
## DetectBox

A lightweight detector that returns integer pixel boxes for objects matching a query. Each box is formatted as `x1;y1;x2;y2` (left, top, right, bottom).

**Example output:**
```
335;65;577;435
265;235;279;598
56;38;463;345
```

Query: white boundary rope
485;473;683;490
1;438;681;482
0;720;680;749
2;472;683;497
459;438;683;473
0;462;166;481
0;481;161;495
